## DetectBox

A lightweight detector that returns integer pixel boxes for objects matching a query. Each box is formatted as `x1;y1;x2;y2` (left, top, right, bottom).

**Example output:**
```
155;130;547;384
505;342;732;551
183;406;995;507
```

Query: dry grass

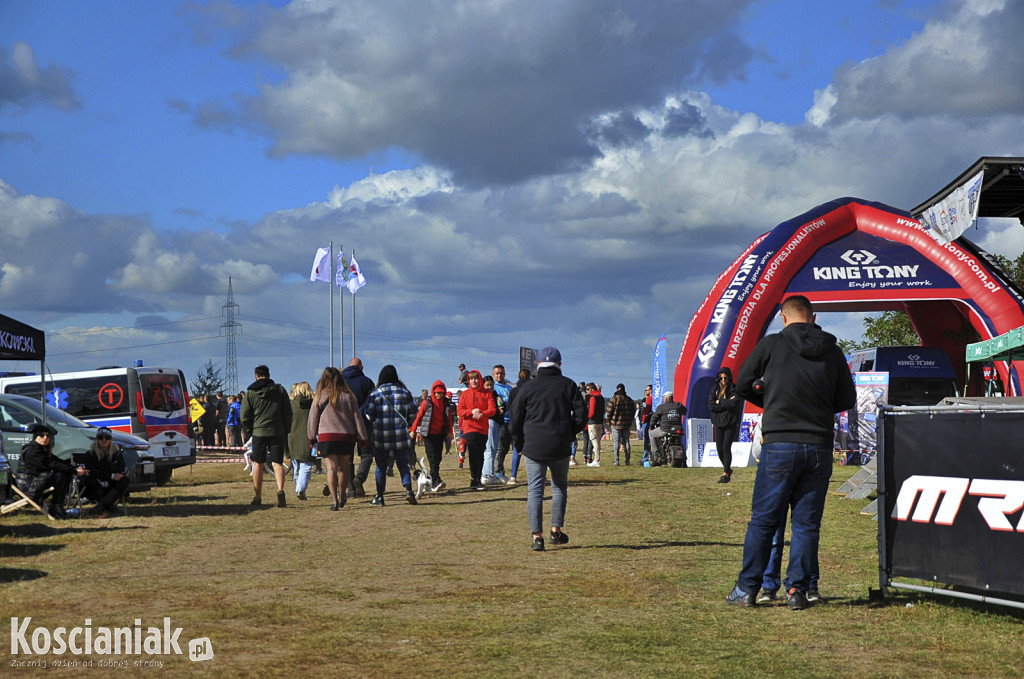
2;446;1023;678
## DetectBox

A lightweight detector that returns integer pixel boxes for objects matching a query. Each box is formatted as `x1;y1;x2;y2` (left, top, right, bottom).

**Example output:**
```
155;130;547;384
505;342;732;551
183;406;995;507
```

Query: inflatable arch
674;197;1024;420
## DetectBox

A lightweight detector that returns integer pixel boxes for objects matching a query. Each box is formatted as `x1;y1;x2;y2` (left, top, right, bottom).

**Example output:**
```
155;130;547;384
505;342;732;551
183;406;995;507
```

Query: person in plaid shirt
361;364;418;506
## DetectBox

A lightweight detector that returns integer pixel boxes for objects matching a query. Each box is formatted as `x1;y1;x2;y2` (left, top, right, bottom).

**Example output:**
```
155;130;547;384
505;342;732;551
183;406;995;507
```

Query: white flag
921;169;985;245
310;247;331;283
346;255;366;294
335;251;350;287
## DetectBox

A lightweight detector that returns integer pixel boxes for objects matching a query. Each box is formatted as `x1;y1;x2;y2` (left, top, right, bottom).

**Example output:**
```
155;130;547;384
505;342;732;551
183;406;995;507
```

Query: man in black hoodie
726;295;855;610
509;347;586;551
342;357;375;498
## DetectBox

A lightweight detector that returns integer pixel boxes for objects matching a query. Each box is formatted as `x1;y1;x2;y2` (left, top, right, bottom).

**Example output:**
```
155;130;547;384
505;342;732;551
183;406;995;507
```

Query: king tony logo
840;249;877;266
697;333;719;365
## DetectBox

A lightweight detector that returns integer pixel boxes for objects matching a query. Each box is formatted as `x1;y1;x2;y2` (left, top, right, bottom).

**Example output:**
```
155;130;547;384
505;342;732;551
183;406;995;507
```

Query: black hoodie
736;322;856;446
708;366;742;429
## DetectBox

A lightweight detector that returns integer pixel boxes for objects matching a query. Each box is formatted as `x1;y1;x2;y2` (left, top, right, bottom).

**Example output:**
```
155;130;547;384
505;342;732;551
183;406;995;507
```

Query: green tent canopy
966;326;1024;363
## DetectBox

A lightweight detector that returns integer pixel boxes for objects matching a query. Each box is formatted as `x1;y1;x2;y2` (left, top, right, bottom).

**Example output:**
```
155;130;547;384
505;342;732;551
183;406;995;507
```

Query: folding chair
1;484;57;520
71;452;128;518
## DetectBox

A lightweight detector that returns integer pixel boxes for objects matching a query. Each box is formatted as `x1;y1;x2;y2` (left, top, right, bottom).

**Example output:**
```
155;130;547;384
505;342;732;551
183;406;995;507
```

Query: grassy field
2;447;1022;678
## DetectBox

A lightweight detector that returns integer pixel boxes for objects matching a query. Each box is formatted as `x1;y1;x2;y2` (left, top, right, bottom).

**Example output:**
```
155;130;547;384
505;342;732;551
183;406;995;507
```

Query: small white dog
414;457;433;499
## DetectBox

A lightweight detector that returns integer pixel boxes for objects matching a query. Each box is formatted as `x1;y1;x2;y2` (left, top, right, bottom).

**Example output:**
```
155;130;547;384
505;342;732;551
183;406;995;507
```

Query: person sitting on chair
81;427;129;518
15;424;88;519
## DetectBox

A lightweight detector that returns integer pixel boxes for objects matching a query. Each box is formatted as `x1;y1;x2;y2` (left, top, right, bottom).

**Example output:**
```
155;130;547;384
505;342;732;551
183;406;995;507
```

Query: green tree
838;310;920;353
191;359;224;400
991;253;1024;289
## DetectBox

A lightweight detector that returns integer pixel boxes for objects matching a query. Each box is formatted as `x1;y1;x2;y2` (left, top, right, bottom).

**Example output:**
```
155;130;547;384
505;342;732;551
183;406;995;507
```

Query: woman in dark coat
16;424;88;518
708;366;743;483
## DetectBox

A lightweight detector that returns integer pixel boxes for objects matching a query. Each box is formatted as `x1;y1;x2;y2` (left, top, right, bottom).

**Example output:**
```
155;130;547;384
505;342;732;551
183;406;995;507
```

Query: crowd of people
13;298;851;612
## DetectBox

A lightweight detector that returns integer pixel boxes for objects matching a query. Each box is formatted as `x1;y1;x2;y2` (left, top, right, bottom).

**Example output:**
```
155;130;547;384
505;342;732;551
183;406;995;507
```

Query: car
0;441;11;505
0;393;155;493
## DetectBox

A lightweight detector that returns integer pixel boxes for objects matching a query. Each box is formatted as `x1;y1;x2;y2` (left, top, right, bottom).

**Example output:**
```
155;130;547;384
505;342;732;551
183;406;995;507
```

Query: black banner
0;313;44;361
880;409;1024;596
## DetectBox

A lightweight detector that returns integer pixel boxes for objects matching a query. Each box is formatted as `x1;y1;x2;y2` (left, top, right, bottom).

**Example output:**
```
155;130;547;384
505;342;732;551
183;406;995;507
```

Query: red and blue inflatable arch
675;197;1024;419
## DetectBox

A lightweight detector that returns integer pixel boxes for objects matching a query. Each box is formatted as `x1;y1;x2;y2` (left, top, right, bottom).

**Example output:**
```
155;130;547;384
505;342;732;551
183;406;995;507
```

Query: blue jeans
483;420;500;477
510;447;521;478
291;460;313;494
611;428;630;463
374;446;411;495
525;456;569;534
736;442;832;595
762;520;820;593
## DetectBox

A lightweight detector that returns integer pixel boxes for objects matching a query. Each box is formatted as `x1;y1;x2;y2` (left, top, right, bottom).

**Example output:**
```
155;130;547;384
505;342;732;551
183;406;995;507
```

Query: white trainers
431;480;447;493
506;476;517;485
569;459;577;466
482;475;504;486
587;461;600;468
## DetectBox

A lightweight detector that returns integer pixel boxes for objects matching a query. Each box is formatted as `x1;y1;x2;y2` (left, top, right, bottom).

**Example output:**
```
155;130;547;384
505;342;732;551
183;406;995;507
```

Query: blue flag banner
652;334;668;406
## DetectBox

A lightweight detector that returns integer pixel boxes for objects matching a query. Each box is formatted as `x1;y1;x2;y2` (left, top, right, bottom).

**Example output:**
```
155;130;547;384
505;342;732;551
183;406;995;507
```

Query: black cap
30;423;56;438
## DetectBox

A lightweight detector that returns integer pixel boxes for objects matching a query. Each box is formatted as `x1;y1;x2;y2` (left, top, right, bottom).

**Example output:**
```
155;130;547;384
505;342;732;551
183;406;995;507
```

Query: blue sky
2;0;1023;396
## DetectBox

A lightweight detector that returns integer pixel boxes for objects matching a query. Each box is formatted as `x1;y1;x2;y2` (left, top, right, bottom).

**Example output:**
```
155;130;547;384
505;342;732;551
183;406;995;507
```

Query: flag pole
344;245;348;368
352;248;357;360
329;241;335;367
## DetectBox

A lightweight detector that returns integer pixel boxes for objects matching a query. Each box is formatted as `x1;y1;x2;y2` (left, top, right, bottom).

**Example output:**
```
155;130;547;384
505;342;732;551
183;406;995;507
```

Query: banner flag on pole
310;247;332;283
336;251;350;287
652;334;668;406
920;169;985;245
346;255;366;294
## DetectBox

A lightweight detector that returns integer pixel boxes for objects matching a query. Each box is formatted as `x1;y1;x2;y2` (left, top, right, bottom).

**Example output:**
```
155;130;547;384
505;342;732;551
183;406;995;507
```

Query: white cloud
828;0;1024;121
0;41;80;111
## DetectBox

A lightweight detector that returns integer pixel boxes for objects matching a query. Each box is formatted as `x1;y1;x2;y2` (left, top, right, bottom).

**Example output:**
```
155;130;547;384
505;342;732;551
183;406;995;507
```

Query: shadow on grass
129;495;229;505
0;542;66;558
128;503;270;518
586;539;743;551
567;478;640;487
0;523;146;539
0;567;48;583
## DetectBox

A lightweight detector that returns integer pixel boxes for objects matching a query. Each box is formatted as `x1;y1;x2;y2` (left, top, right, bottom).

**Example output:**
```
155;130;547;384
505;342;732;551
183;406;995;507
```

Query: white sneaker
431;480;447;493
587;461;600;468
569;459;577;466
506;476;517;485
482;475;503;486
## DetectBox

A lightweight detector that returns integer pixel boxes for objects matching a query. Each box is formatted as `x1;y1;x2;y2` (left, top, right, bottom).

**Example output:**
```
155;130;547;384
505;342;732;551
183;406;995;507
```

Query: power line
48;315;222;336
49;335;222;356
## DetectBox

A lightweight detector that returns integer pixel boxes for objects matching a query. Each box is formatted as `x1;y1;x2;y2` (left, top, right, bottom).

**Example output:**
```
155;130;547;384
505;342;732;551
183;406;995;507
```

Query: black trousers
423;433;445;484
464;432;487;485
715;425;738;475
82;475;130;510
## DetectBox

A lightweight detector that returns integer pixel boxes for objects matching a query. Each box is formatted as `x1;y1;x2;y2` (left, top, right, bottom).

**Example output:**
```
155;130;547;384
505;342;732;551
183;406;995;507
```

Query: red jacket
411;380;453;438
457;371;496;435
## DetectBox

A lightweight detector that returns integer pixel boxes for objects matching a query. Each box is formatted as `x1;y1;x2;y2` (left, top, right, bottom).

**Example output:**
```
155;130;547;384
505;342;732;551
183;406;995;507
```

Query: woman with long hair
708;366;742;483
308;367;368;510
361;364;419;505
287;381;315;500
456;369;496;489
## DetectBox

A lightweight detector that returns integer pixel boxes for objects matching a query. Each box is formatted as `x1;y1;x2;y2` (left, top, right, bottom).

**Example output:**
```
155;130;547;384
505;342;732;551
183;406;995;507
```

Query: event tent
966;325;1024;363
0;312;46;417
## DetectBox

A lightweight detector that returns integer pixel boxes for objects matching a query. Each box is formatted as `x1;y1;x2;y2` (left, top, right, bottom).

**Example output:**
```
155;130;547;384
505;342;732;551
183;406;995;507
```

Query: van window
139;374;186;413
889;378;957;406
5;375;132;419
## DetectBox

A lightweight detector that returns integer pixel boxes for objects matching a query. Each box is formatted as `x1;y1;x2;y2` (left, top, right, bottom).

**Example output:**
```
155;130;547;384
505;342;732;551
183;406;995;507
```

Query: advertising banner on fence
881;408;1024;597
847;372;889;464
